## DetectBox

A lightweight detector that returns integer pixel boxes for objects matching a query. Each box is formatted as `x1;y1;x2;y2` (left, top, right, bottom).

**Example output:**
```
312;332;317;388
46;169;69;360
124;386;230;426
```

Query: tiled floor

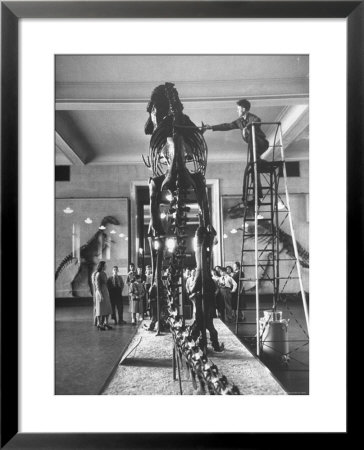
55;305;137;395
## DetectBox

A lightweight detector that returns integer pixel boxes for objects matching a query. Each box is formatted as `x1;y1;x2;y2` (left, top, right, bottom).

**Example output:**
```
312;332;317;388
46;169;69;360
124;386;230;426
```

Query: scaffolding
236;122;309;358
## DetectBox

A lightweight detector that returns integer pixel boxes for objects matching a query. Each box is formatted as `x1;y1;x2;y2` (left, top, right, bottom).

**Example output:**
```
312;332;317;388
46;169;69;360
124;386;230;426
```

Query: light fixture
119;233;125;238
257;214;264;220
110;229;116;234
139;248;144;255
223;234;228;239
125;237;128;241
160;212;167;219
154;240;160;250
230;228;237;234
63;207;73;214
85;218;93;224
277;201;285;210
165;192;173;202
99;225;106;230
192;237;197;251
166;238;176;252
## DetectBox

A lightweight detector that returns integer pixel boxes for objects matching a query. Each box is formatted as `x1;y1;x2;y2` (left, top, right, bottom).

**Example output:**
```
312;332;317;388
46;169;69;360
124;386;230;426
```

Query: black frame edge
1;0;359;447
3;1;362;19
347;0;363;437
1;2;19;448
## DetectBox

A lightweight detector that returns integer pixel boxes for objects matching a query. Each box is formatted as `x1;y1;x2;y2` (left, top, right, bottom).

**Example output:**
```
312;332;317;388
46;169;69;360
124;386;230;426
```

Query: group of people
92;259;245;331
184;262;245;324
91;261;154;331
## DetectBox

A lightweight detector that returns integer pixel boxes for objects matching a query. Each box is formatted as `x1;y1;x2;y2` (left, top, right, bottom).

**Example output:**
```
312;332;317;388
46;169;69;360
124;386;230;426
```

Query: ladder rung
276;277;299;279
239;308;273;311
244;218;271;222
240;276;299;280
241;259;272;267
240;264;273;267
243;249;273;252
242;233;274;237
241;259;299;263
235;322;257;325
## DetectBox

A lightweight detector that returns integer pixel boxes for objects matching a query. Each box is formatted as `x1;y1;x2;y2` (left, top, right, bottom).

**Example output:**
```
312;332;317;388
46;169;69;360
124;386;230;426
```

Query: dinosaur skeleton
227;201;309;269
144;82;213;239
144;83;221;351
55;215;120;297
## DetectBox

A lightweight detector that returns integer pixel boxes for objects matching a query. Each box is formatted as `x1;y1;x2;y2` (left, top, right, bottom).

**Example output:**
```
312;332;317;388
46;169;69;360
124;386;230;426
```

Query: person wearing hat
204;99;270;205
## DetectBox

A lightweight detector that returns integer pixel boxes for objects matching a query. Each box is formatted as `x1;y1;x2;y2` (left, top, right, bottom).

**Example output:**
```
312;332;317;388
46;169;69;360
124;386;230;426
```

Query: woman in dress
92;260;113;331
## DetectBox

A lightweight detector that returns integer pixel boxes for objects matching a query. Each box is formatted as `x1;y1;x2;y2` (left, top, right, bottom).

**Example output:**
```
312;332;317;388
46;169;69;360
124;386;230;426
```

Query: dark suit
212;113;270;200
232;269;246;318
107;274;125;324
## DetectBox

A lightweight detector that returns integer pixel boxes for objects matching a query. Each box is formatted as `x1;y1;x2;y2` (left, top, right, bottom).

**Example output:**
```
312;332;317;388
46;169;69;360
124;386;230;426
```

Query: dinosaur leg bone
148;175;166;237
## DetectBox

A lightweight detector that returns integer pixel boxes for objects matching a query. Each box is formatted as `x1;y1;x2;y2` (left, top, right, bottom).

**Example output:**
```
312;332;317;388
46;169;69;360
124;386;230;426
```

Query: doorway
130;180;221;269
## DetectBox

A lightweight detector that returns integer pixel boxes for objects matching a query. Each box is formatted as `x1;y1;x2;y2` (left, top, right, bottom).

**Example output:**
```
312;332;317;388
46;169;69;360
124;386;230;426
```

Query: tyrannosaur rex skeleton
144;83;221;349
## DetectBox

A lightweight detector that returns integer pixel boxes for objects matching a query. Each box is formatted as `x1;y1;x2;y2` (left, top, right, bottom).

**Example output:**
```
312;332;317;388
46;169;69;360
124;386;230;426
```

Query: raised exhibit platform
103;319;287;395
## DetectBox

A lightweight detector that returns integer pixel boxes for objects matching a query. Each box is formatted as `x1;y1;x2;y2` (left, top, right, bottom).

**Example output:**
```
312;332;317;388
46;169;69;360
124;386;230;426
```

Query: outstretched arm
203;120;239;132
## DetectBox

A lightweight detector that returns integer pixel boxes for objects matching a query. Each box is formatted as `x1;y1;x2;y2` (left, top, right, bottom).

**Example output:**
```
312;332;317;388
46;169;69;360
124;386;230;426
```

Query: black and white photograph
2;1;355;442
55;54;310;396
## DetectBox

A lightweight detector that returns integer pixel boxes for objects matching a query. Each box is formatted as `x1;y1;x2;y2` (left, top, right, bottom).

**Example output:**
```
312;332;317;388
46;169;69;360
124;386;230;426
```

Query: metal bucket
260;312;289;360
263;309;283;322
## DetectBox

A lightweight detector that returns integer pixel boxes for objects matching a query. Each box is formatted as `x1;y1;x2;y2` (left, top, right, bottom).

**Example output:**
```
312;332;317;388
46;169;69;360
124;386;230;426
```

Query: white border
19;19;346;432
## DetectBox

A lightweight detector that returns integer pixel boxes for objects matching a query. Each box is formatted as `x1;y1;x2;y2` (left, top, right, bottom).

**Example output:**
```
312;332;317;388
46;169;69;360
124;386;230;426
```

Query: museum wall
56;161;309;295
56;161;309;198
55;160;309;251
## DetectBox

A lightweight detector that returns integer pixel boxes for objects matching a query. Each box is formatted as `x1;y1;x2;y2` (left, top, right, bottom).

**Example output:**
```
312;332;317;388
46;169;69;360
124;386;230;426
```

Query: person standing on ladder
204;99;270;205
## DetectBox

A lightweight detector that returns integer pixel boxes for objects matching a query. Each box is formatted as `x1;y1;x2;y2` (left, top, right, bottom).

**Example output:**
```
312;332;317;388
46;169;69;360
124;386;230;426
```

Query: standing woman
92;260;113;331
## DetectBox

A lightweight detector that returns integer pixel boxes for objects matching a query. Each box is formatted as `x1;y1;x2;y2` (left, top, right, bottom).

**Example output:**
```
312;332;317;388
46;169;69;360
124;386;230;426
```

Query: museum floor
55;304;138;394
56;297;309;395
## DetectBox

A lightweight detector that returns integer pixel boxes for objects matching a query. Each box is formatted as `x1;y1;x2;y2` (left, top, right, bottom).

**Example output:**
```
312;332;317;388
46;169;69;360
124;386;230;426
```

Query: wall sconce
63;207;73;214
85;218;93;224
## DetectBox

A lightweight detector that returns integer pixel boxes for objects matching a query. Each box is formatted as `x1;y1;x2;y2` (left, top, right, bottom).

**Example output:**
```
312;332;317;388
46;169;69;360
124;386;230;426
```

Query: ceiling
55;55;309;166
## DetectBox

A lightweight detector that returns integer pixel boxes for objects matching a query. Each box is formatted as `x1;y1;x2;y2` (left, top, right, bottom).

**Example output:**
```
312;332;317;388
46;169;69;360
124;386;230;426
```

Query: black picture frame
1;1;359;447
